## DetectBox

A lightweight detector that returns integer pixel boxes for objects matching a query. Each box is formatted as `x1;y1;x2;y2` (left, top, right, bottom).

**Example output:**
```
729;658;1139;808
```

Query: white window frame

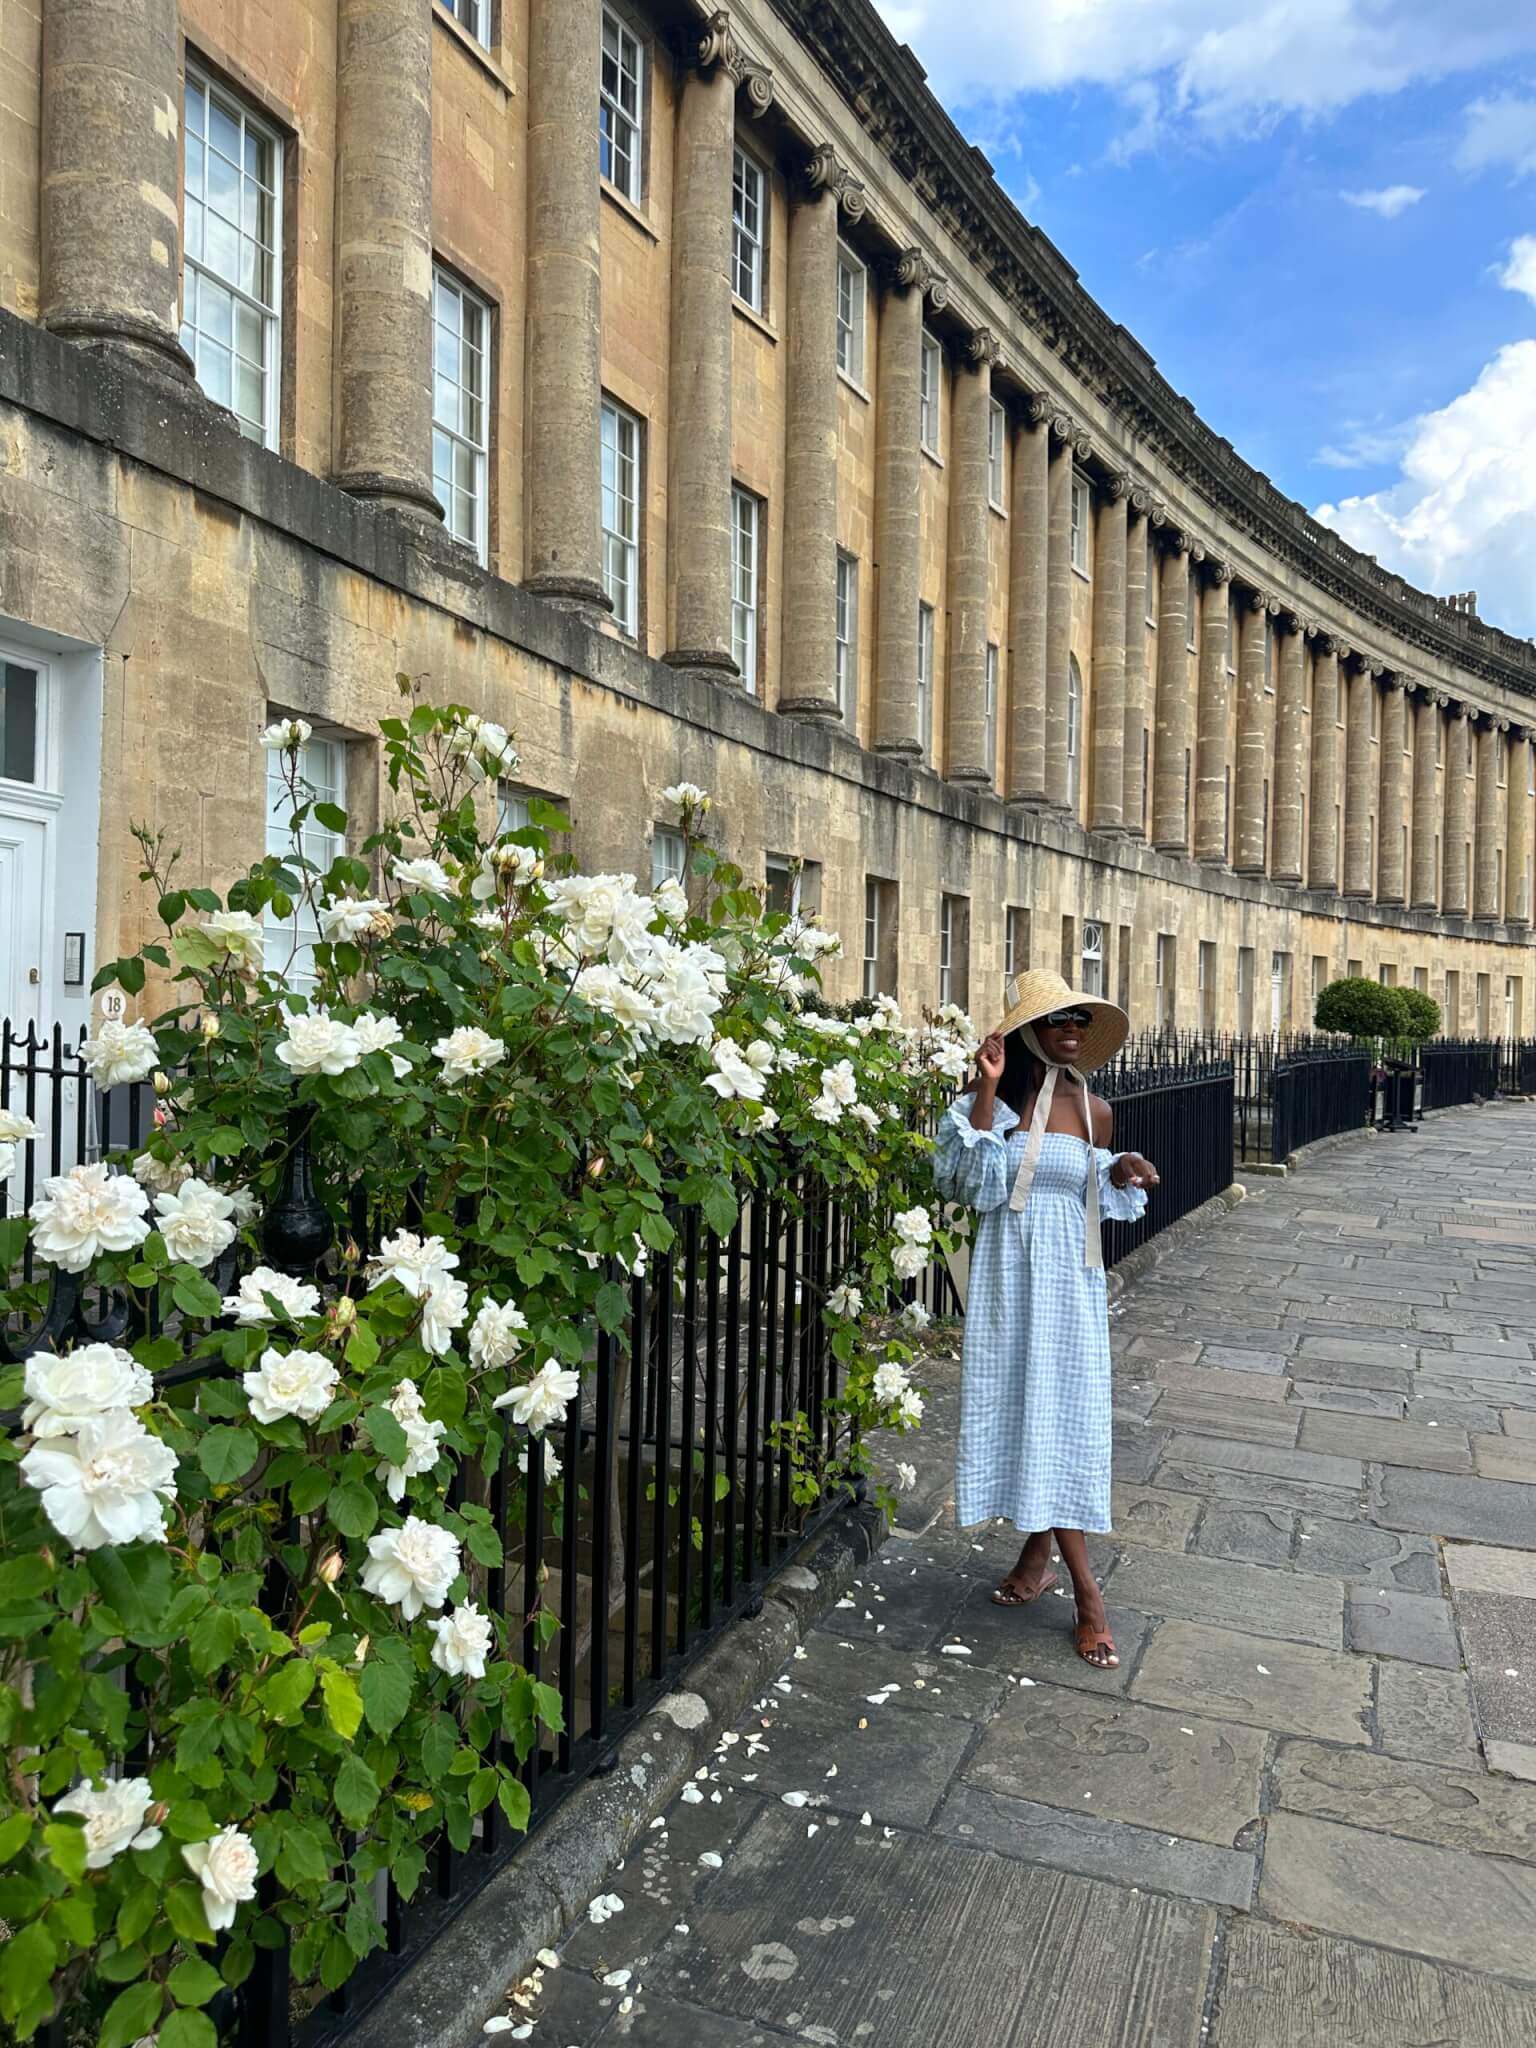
862;878;881;1001
651;826;686;890
1004;906;1029;983
1066;654;1082;800
1197;939;1215;1031
181;64;283;450
919;334;942;456
732;145;767;313
600;395;642;636
835;243;866;384
0;648;49;790
917;602;935;757
730;485;761;691
437;0;489;49
265;727;345;992
984;643;999;784
987;399;1006;511
1155;934;1173;1030
1080;920;1104;998
835;552;858;721
600;7;645;205
1070;475;1090;576
939;896;954;1007
431;268;490;564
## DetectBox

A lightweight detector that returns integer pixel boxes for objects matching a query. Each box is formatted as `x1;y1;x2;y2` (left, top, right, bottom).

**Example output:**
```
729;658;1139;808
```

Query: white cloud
1314;249;1536;638
877;2;1536;151
1457;93;1536;178
1313;422;1419;470
1340;185;1426;218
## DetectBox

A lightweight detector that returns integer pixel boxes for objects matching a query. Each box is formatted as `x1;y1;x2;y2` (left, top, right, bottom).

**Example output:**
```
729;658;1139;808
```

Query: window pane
0;663;40;784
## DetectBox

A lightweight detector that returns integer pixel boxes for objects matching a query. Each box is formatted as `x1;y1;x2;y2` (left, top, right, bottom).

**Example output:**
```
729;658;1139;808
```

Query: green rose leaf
158;2011;220;2048
259;1657;317;1724
327;1480;379;1540
497;1774;532;1833
0;1811;32;1864
198;1426;258;1486
334;1752;381;1829
187;1603;242;1677
97;1980;164;2048
359;1657;413;1737
167;1957;225;2007
87;1546;174;1643
320;1663;364;1741
364;1404;410;1465
164;1881;216;1947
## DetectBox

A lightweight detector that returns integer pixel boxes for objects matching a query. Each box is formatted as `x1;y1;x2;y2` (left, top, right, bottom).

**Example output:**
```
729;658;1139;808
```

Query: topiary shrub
1314;976;1407;1040
1395;987;1441;1042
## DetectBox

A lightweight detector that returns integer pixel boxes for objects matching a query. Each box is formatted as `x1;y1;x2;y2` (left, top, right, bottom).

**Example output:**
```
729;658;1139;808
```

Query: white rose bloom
419;1273;470;1356
819;1060;858;1107
201;909;266;976
893;1206;933;1247
275;1012;363;1078
469;1297;529;1371
574;964;659;1039
652;876;689;925
776;1048;803;1070
662;782;710;811
901;1301;932;1332
754;1104;780;1131
448;714;519;781
226;1186;262;1229
826;1283;862;1318
872;1362;910;1405
809;1093;843;1125
154;1178;237;1268
892;1242;928;1281
0;1142;12;1180
30;1163;151;1272
23;1345;153;1439
80;1020;159;1090
260;718;313;751
429;1601;494;1680
318;895;388;943
182;1828;259;1932
53;1777;162;1868
374;1378;447;1501
433;1026;506;1084
471;843;543;901
518;1440;563;1483
352;1011;412;1079
361;1515;462;1619
896;1461;918;1491
929;1040;970;1082
492;1359;581;1435
21;1409;178;1549
0;1108;42;1145
392;855;456;897
222;1267;322;1326
898;1388;925;1426
368;1230;459;1299
132;1148;191;1196
702;1038;774;1102
848;1103;881;1133
242;1346;340;1425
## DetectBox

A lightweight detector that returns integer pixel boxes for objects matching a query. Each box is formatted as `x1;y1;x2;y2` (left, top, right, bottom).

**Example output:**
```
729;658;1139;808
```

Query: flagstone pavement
513;1104;1536;2046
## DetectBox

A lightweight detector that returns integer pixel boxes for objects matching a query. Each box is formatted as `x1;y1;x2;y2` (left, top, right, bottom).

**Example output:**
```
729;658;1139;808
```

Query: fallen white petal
482;2022;515;2037
940;1645;971;1657
807;1823;820;1837
782;1792;810;1808
699;1852;723;1868
1256;1665;1271;1676
602;1970;632;1989
681;1785;704;1804
860;1811;872;1825
536;1949;560;1971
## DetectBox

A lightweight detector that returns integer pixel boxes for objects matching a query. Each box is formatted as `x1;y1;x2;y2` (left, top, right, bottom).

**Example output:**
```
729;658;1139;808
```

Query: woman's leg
992;1527;1056;1605
1054;1527;1117;1668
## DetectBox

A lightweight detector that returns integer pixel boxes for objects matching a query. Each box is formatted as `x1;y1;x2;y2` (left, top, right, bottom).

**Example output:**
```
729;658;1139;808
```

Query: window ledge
601;182;659;244
733;299;778;344
1072;565;1092;584
837;368;870;404
921;444;944;470
988;498;1008;519
431;6;515;95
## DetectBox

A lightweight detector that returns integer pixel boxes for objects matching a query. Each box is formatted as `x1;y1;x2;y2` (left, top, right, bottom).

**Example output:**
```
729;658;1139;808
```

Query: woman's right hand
977;1033;1006;1086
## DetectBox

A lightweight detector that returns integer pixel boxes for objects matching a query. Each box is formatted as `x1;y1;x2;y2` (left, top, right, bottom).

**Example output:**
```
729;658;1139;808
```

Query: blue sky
875;1;1536;640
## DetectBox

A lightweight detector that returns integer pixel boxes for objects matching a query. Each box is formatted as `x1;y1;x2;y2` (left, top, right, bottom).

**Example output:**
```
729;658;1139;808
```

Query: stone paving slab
1149;1364;1294;1404
1109;1482;1203;1552
1297;1410;1474;1473
1376;1659;1483;1765
1271;1738;1536;1861
1131;1619;1372;1743
1456;1590;1536;1747
1291;1339;1418;1390
1149;1455;1365;1520
1258;1811;1536;1980
1488;1740;1536;1783
787;1627;1008;1724
1160;1433;1364;1490
1213;1922;1536;2048
1444;1540;1536;1598
1193;1503;1296;1566
1377;1467;1536;1548
811;1558;971;1650
648;1805;1217;2048
1503;1407;1536;1436
1291;1380;1406;1416
1104;1548;1344;1647
1471;1431;1536;1483
1294;1514;1440;1591
1347;1588;1461;1666
935;1779;1256;1909
1150;1390;1302;1444
942;1579;1153;1698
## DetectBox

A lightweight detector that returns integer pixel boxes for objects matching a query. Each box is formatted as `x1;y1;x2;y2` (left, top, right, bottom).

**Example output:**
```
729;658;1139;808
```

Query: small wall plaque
63;932;85;987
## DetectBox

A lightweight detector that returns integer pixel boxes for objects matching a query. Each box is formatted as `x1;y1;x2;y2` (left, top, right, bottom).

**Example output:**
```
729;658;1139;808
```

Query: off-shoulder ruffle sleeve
1094;1147;1149;1223
933;1094;1020;1212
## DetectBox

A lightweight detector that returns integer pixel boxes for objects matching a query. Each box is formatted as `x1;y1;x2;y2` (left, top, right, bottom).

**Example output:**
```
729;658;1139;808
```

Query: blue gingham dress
934;1094;1147;1533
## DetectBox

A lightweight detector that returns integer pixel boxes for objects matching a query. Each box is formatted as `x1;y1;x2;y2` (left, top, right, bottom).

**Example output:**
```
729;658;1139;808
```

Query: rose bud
317;1552;345;1585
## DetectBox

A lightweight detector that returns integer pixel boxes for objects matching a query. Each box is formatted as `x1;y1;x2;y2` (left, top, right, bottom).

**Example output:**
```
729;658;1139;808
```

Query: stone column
1121;497;1150;838
1005;402;1049;803
1475;718;1505;921
1271;613;1306;884
1044;419;1077;810
1343;659;1376;899
780;148;863;717
1194;559;1232;865
332;0;439;518
1377;677;1407;904
1089;476;1129;831
1308;635;1341;892
525;0;608;608
1153;530;1192;851
945;329;1000;783
873;252;933;754
1443;704;1471;916
1233;587;1270;873
1410;690;1441;909
664;20;753;679
1508;732;1533;926
40;0;192;383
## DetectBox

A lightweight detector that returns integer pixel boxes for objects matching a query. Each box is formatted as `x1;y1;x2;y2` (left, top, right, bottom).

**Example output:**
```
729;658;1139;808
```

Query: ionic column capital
1382;672;1406;693
1310;629;1339;658
1129;485;1155;519
1448;699;1470;721
1276;608;1304;635
1103;471;1133;503
1160;526;1193;558
964;325;1002;370
1020;389;1050;426
1242;585;1274;613
804;142;867;221
697;11;774;110
1202;557;1233;586
890;246;947;306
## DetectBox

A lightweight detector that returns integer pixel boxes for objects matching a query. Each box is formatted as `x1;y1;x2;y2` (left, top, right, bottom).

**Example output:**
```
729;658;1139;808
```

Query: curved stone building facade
2;0;1533;1040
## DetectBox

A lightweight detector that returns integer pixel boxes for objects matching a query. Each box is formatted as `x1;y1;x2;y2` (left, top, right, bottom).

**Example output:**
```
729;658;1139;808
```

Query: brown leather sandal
991;1569;1058;1607
1074;1619;1119;1669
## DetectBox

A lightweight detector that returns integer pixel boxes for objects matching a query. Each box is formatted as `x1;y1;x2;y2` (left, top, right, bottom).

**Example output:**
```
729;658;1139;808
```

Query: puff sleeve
1095;1147;1149;1223
933;1094;1021;1213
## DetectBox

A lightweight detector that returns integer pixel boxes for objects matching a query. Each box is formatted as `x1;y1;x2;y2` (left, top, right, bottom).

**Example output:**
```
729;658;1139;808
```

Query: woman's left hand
1112;1152;1159;1189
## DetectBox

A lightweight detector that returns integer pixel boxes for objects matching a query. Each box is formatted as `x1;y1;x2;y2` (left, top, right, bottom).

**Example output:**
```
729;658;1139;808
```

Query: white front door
1270;953;1284;1039
0;807;48;1028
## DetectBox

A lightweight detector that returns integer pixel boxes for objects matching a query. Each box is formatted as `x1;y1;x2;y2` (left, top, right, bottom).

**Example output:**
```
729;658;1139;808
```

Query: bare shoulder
1088;1093;1114;1145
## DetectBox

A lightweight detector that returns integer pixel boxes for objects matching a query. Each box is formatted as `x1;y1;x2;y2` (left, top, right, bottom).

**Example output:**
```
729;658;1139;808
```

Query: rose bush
0;685;973;2044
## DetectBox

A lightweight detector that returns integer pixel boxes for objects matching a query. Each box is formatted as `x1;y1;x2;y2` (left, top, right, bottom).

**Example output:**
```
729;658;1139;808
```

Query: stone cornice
761;0;1536;701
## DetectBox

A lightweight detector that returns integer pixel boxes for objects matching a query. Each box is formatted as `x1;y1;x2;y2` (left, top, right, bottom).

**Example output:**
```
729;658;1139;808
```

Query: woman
933;969;1159;1671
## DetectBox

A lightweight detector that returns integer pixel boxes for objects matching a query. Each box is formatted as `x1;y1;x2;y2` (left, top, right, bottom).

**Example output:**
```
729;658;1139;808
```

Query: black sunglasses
1041;1009;1093;1029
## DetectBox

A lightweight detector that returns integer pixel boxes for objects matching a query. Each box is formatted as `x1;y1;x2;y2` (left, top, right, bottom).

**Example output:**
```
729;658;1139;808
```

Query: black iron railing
1420;1038;1502;1110
1098;1055;1235;1264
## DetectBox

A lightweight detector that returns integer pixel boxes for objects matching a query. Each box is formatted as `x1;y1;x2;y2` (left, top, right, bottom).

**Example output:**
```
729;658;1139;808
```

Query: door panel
0;807;47;1028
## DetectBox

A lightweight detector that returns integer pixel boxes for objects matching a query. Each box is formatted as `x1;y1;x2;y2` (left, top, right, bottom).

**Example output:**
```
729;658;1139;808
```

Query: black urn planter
261;1101;336;1274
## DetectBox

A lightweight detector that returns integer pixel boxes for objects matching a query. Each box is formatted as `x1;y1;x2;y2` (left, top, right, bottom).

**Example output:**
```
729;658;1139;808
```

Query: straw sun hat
995;968;1130;1075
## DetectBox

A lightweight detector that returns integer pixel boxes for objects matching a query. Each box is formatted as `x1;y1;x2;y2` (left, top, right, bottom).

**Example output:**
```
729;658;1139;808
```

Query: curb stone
349;1500;887;2048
